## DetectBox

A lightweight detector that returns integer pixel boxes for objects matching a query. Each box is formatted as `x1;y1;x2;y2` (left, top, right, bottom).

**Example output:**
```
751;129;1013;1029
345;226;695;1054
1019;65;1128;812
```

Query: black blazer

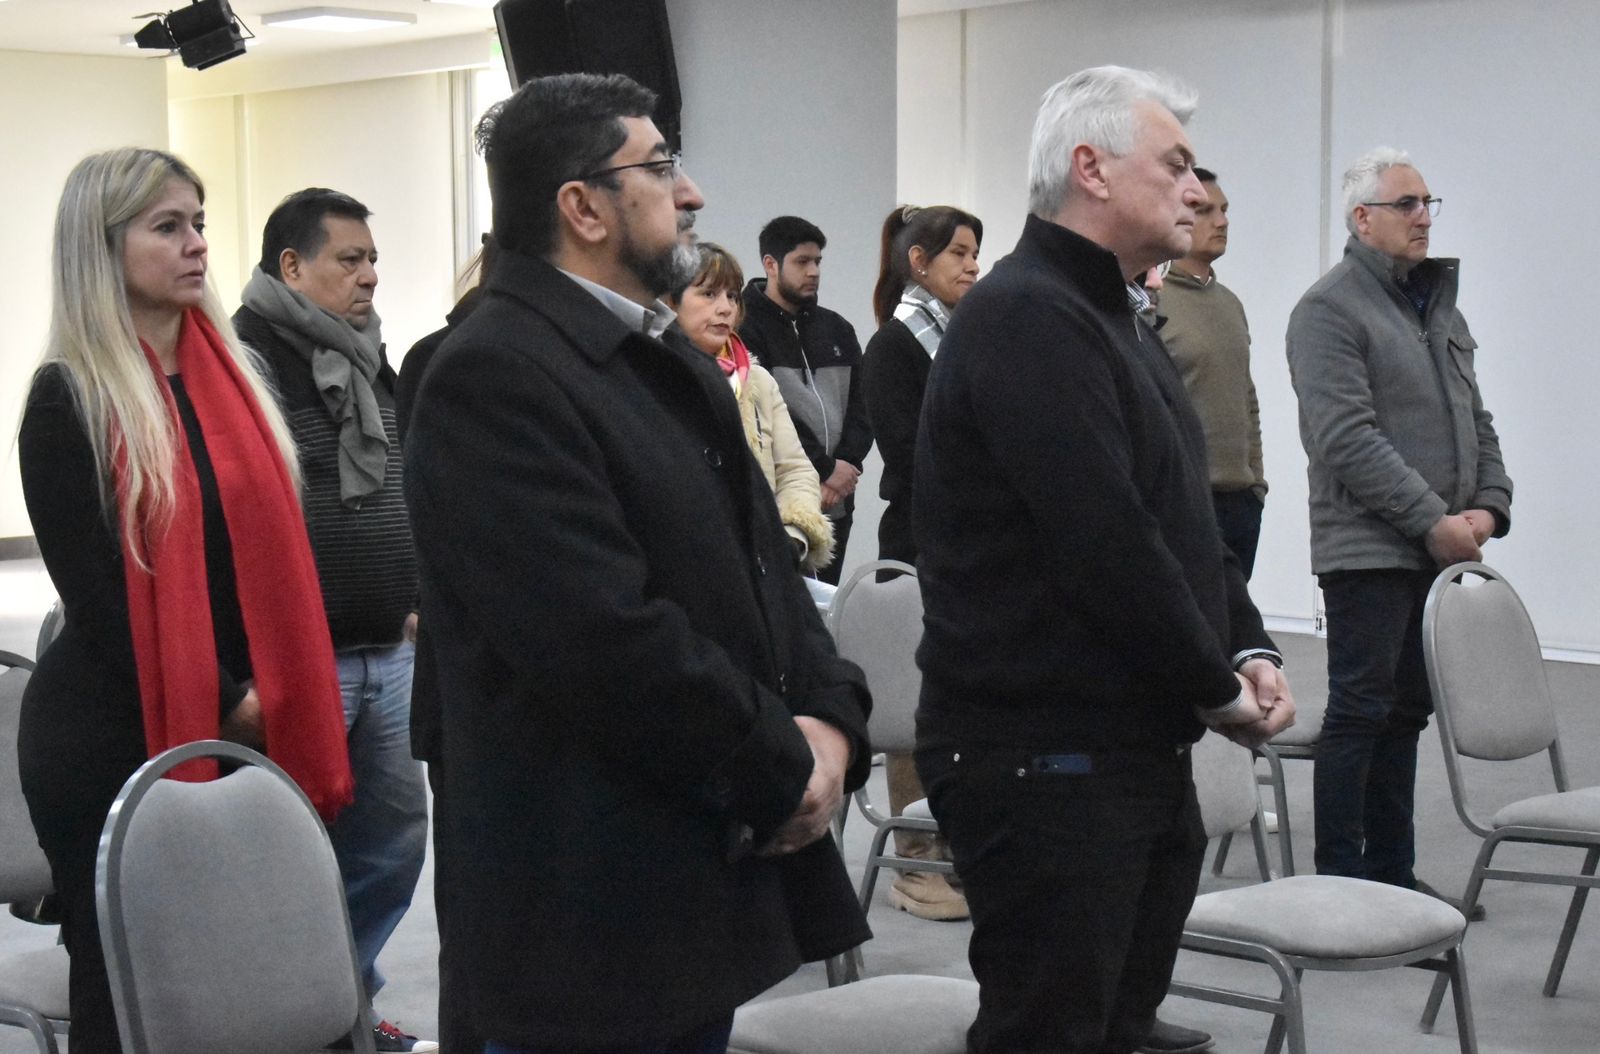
403;251;872;1047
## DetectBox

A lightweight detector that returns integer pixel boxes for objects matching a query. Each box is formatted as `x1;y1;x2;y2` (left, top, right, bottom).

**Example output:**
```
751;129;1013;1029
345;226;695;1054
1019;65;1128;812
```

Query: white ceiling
0;0;496;59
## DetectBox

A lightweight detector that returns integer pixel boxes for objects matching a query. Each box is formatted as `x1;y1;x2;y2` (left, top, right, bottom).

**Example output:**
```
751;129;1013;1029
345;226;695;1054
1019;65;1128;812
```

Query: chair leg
1447;945;1479;1054
1213;831;1234;876
1263;967;1306;1054
1261;749;1295;876
1250;815;1275;882
1544;845;1599;997
856;821;897;910
1425;837;1499;1030
824;945;863;987
0;1007;60;1054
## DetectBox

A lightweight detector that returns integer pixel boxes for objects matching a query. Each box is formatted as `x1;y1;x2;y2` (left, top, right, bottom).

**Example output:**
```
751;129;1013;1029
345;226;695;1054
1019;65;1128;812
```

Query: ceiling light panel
261;7;417;32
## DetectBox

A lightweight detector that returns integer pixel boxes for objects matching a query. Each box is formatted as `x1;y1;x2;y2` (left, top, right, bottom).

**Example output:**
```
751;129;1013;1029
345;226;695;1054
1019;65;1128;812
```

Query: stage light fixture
131;0;250;70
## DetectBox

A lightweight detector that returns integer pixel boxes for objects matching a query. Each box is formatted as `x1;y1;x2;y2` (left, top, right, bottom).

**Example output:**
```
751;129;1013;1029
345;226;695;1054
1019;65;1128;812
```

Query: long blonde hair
42;147;300;562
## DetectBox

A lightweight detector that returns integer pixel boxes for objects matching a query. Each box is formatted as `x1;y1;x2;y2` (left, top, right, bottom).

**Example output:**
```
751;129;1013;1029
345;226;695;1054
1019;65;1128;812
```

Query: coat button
704;447;723;468
756;555;767;576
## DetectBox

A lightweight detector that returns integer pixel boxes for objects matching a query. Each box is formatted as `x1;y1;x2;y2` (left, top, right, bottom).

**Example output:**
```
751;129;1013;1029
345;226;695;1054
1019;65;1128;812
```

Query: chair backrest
96;740;373;1054
1424;563;1557;763
829;560;921;755
0;665;54;905
1188;731;1264;841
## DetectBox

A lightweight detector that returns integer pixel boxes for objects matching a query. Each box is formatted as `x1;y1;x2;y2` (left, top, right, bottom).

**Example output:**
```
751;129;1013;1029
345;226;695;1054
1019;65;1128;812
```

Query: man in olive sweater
1159;167;1268;579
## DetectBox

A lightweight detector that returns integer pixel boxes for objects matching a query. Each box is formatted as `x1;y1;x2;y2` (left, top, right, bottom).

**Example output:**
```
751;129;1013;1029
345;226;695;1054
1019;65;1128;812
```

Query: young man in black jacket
913;66;1296;1054
740;216;873;583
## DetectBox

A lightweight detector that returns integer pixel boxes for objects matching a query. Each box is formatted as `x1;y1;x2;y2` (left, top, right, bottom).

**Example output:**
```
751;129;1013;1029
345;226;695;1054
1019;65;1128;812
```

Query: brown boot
888;870;970;921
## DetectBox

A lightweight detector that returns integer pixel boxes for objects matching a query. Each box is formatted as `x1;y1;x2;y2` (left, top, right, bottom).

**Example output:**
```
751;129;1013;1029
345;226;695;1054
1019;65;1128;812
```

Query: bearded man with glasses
1288;147;1512;908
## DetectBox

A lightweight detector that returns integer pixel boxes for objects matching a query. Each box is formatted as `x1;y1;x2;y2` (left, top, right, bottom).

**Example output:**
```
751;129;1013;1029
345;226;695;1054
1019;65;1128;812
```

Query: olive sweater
1158;268;1266;498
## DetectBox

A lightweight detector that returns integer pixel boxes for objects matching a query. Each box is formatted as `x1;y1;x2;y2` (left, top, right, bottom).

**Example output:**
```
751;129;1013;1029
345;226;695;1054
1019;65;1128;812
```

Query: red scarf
120;309;353;821
715;332;752;397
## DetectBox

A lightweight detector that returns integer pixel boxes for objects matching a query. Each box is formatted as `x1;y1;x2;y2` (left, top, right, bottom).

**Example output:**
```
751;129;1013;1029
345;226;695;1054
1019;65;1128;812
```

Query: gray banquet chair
728;973;979;1054
1419;561;1600;1027
0;659;70;1053
1212;688;1327;879
95;740;375;1054
826;560;954;913
1169;732;1477;1054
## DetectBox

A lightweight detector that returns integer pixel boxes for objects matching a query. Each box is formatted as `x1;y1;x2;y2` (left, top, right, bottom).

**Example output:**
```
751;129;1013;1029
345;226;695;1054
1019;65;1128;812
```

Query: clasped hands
757;715;851;857
1206;659;1297;750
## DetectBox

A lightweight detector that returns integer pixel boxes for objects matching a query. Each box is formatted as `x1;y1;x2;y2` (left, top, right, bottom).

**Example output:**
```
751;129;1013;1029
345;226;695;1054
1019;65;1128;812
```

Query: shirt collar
558;268;676;340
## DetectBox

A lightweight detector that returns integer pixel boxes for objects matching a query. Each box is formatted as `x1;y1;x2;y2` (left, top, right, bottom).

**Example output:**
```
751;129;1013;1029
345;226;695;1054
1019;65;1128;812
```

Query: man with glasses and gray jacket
1287;147;1511;908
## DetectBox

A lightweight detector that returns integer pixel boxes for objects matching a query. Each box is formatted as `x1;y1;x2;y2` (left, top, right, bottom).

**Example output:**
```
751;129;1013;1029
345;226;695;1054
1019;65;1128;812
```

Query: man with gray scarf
234;188;434;1054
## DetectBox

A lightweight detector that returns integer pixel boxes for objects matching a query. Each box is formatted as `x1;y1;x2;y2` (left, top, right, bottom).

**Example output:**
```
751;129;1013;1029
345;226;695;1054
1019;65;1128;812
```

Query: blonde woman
17;148;353;1052
670;243;834;573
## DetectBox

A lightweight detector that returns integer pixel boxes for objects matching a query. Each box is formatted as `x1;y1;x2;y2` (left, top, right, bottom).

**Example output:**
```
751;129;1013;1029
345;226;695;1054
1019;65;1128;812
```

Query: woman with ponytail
861;203;981;923
17;148;353;1052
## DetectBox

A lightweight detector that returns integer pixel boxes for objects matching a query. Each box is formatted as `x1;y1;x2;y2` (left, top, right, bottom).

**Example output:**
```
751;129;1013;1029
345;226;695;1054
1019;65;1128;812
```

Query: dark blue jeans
485;1015;732;1054
918;743;1204;1054
1314;568;1437;886
1212;489;1264;581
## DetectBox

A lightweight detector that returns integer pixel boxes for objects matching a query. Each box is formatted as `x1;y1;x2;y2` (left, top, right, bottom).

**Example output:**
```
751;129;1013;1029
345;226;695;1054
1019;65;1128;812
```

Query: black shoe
1414;879;1486;922
1137;1017;1215;1054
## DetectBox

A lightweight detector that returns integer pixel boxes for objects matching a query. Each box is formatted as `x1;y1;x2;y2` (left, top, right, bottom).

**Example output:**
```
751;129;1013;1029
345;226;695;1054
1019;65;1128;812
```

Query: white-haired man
1288;149;1510;904
913;65;1295;1053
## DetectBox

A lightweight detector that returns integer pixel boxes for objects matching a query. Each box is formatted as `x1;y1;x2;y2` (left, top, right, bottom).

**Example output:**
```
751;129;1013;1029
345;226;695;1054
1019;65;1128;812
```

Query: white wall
899;0;1600;653
670;0;897;340
0;52;169;539
170;73;459;360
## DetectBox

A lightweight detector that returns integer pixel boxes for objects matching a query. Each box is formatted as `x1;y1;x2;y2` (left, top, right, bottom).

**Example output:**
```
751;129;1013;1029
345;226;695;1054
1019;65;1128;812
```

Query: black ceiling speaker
494;0;683;151
132;0;248;71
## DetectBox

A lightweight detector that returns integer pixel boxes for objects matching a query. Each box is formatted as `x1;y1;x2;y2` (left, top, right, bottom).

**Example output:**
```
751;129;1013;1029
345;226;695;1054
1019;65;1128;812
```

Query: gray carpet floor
3;559;1598;1052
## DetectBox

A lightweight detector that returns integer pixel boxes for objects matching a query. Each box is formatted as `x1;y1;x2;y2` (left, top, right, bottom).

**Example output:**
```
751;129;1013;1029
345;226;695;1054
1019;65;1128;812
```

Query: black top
861;317;930;566
18;364;251;760
914;215;1273;751
234;306;418;648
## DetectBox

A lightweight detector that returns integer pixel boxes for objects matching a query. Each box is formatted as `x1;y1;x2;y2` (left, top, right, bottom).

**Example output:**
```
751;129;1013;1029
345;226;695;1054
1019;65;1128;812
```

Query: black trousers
918;744;1205;1054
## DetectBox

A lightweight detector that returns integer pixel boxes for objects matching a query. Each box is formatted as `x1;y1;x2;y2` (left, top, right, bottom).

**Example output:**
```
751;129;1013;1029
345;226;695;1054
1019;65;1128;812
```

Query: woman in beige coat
671;243;834;573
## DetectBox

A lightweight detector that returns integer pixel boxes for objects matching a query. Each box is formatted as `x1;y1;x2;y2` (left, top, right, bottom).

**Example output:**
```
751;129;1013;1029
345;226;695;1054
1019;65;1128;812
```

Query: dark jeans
484;1015;732;1054
1211;489;1264;581
816;498;854;586
1314;568;1437;886
917;744;1205;1054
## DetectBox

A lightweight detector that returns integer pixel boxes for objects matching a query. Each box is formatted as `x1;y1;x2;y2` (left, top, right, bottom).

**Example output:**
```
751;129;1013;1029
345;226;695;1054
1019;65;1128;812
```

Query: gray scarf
241;266;388;507
891;283;951;358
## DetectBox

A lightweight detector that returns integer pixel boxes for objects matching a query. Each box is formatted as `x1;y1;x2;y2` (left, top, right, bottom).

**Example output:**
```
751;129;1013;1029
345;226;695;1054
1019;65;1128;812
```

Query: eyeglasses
1362;195;1443;218
577;152;684;184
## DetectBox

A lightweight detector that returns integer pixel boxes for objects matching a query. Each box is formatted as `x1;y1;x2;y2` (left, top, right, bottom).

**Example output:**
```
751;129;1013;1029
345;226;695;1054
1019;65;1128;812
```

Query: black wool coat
403;250;872;1048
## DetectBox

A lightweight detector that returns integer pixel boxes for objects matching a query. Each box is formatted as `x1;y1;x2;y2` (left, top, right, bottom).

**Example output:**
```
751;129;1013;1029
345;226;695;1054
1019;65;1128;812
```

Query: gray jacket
1287;237;1511;572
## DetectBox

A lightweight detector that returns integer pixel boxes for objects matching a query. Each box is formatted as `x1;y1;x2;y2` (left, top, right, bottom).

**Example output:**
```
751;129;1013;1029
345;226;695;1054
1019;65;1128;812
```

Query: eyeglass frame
1360;195;1443;218
575;152;684;185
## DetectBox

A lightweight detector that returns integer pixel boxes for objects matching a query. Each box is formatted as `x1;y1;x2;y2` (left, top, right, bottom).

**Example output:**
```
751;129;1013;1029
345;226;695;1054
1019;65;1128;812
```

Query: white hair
1027;65;1199;217
1342;147;1413;234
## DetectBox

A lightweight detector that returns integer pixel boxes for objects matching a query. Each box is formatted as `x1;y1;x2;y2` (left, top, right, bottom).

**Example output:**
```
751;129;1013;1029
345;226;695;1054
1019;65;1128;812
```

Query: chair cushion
729;975;978;1054
903;798;933;820
0;945;70;1019
1491;786;1600;833
1185;875;1464;959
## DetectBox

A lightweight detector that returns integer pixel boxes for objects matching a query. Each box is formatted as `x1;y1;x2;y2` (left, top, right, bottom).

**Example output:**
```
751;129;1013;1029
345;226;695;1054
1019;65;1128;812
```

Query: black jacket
914;215;1273;751
862;317;930;566
739;279;873;480
404;250;872;1046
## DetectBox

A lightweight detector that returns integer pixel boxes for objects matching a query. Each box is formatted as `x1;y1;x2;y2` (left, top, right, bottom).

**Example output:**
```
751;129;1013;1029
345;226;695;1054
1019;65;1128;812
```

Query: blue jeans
328;642;429;998
1313;569;1436;886
484;1015;733;1054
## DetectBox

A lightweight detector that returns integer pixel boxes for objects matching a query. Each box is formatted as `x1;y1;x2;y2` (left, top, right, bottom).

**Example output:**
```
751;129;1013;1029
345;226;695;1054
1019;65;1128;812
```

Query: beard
776;275;818;307
622;210;701;300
